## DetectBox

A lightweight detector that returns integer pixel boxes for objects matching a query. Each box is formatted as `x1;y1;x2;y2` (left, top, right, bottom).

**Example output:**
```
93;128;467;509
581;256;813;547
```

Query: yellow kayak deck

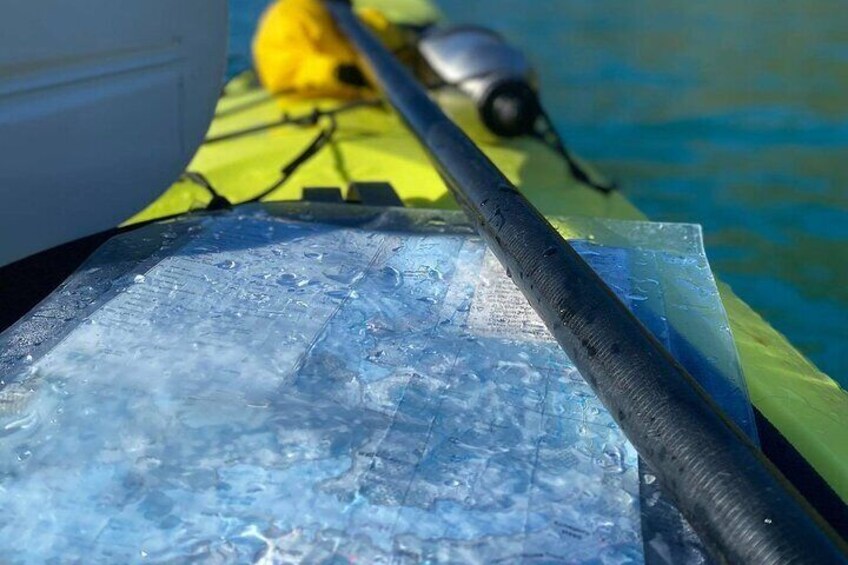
130;72;848;505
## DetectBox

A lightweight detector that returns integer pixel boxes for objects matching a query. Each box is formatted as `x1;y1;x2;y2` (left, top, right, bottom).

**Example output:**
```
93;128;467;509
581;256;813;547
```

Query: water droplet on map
377;266;402;289
304;251;324;261
323;267;364;285
366;350;384;363
596;443;626;474
277;273;298;287
326;290;349;300
217;259;237;270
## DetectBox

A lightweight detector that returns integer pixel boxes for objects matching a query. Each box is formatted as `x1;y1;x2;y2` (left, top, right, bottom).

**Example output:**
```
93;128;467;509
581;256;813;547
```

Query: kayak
130;69;848;515
0;0;845;560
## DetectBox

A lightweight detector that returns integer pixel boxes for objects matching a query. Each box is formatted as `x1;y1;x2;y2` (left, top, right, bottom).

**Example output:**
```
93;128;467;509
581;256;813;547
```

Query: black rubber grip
324;1;847;562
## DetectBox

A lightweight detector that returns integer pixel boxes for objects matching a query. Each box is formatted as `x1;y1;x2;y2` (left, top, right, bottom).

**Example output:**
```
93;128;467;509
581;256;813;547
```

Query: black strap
204;99;381;145
532;108;617;193
214;87;296;119
182;99;375;211
240;115;339;204
180;171;233;210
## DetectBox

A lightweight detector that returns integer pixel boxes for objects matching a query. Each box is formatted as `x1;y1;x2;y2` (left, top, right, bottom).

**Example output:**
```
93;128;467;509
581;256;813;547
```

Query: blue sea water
227;0;847;387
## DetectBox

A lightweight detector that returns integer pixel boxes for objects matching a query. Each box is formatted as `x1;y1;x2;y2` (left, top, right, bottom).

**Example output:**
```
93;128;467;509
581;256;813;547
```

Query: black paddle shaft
324;1;847;562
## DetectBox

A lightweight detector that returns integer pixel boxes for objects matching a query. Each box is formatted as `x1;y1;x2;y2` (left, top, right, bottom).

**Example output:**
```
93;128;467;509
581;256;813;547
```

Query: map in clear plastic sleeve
0;205;751;563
